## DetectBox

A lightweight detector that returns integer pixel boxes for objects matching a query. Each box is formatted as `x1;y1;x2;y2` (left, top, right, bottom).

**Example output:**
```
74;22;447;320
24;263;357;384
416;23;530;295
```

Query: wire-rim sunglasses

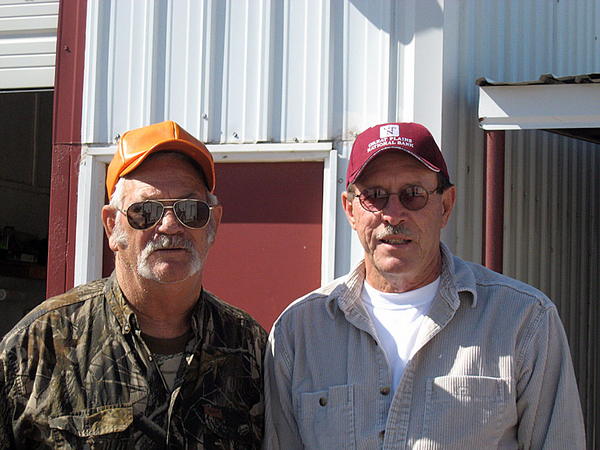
117;199;213;230
353;186;442;212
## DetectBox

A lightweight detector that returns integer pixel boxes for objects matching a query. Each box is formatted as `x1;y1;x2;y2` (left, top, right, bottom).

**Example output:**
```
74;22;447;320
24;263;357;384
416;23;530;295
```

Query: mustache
137;234;201;282
143;234;197;254
376;223;412;240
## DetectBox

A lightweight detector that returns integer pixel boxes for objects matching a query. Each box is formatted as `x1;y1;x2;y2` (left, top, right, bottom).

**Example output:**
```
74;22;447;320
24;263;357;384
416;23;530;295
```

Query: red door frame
47;0;87;297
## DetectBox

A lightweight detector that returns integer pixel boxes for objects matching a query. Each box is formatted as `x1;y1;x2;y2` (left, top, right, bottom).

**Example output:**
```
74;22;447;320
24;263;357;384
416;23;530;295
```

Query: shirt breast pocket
422;375;513;448
298;384;356;450
48;404;133;448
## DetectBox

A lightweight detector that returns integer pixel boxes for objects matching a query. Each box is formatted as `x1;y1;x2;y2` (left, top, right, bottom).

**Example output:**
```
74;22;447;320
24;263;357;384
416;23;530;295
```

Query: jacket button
380;386;390;395
319;397;327;407
379;430;385;439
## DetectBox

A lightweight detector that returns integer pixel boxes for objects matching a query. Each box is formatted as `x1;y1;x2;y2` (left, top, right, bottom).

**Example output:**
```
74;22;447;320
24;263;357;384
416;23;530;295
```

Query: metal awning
477;73;600;144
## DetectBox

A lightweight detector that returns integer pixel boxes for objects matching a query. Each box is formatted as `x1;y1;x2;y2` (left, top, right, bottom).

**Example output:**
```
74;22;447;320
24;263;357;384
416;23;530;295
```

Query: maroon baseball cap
346;122;449;187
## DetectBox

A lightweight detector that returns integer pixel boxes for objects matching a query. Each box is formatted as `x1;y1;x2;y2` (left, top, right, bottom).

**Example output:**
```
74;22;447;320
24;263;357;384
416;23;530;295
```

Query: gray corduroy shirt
264;243;585;449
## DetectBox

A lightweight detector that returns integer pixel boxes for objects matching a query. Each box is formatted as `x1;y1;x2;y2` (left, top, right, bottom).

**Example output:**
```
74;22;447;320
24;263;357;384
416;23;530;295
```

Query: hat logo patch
380;124;399;138
366;125;414;153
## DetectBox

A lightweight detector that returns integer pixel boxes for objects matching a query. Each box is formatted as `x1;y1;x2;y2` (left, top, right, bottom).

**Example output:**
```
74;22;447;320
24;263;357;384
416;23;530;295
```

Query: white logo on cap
380;124;399;138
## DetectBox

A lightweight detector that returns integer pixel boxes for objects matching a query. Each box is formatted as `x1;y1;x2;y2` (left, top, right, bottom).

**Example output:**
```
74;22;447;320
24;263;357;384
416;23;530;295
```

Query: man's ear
212;204;223;232
342;191;358;230
102;205;120;252
207;203;223;248
440;185;457;229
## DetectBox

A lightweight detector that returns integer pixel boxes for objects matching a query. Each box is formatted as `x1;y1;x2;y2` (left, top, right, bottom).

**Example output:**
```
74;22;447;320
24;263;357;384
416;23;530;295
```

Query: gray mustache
146;235;196;252
376;223;412;240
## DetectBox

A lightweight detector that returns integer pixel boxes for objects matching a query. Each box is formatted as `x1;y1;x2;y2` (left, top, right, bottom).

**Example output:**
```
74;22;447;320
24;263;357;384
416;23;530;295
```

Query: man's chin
138;261;200;284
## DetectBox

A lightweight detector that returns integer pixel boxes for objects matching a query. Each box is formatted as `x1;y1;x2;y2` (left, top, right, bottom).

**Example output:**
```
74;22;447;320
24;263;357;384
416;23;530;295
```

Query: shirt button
380;386;390;395
319;397;327;407
379;430;385;439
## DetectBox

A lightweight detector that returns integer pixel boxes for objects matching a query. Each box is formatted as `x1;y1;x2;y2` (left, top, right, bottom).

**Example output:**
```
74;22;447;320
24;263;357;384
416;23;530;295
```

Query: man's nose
379;195;408;226
155;207;184;233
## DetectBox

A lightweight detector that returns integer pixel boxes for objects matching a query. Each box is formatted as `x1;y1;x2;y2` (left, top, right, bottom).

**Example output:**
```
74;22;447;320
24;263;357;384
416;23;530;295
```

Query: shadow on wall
350;0;443;44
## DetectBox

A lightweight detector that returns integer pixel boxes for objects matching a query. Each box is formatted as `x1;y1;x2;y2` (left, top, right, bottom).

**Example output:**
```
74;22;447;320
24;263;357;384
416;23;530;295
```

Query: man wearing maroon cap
263;122;585;448
0;121;267;448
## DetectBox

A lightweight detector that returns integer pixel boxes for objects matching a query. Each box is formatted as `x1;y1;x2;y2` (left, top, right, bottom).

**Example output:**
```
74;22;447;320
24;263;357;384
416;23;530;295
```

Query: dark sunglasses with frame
352;186;442;212
117;199;213;230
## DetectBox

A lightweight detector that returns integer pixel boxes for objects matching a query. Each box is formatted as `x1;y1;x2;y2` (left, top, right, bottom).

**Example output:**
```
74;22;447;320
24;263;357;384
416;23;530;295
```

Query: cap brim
348;146;441;186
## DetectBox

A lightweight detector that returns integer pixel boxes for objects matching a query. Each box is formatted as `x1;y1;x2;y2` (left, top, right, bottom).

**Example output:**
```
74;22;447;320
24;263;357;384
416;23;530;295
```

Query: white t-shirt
362;278;440;392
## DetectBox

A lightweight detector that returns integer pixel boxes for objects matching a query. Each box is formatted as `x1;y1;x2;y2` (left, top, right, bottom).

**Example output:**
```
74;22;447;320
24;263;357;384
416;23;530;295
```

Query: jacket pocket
298;384;355;449
421;375;513;449
48;404;133;448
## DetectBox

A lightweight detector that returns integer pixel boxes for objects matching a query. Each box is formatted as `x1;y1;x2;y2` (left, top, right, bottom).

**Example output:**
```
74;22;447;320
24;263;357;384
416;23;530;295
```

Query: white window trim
75;142;337;287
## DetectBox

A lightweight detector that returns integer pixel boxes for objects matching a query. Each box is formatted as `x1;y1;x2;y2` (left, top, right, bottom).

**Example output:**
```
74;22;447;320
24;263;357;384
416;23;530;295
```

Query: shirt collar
104;273;136;334
439;242;478;308
104;273;205;336
335;259;367;313
326;242;478;317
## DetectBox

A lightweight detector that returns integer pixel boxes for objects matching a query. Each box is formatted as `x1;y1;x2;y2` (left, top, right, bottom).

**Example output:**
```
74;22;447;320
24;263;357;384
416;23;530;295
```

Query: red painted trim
47;0;87;298
482;130;505;274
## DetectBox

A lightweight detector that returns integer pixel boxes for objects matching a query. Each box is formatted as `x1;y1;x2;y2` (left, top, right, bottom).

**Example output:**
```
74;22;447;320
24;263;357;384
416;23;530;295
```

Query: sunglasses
354;186;441;212
118;199;213;230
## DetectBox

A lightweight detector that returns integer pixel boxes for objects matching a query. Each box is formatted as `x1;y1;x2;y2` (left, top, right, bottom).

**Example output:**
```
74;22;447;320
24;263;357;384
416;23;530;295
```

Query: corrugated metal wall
0;0;59;89
81;0;599;443
504;131;600;446
83;0;334;143
82;0;438;145
452;1;600;444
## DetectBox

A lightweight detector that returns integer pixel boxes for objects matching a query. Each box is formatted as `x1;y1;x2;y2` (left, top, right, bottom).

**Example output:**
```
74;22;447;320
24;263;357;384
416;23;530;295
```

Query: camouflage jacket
0;275;267;449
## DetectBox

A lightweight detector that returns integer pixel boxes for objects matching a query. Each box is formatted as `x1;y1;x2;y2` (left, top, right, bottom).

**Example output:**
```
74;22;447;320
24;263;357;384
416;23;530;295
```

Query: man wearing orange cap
263;122;585;448
0;121;267;448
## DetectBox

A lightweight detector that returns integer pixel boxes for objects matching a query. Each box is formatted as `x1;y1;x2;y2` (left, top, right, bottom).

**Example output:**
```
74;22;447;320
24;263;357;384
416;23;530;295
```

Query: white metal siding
81;0;450;143
0;0;59;89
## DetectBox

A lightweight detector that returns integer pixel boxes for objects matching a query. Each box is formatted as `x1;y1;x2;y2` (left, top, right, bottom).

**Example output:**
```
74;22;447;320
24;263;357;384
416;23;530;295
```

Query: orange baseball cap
105;120;215;197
